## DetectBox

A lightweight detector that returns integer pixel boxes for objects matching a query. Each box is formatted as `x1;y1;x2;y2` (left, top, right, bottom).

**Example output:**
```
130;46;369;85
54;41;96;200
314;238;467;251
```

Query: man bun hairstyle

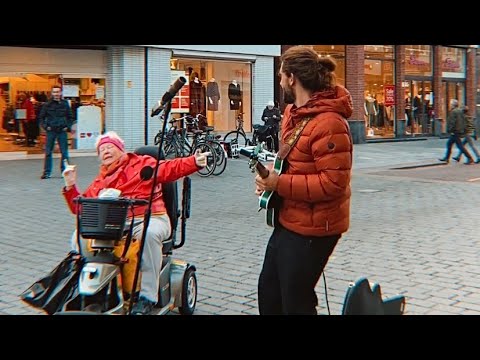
281;46;337;93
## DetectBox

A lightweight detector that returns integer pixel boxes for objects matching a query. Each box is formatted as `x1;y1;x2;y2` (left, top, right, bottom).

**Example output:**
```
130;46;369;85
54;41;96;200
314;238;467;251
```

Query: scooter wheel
179;268;197;315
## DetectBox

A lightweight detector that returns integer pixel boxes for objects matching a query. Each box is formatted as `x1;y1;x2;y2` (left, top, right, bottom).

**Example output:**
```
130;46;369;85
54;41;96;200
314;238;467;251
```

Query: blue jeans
454;135;480;161
43;130;69;175
443;134;473;161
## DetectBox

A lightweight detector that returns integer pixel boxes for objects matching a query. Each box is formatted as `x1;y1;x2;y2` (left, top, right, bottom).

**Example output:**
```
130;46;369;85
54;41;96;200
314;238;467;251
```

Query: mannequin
413;94;421;126
404;92;412;128
228;79;242;110
364;93;378;128
206;78;220;111
189;73;206;116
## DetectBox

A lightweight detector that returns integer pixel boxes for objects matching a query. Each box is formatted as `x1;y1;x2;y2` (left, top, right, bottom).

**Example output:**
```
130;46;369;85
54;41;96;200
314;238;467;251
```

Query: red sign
384;85;395;106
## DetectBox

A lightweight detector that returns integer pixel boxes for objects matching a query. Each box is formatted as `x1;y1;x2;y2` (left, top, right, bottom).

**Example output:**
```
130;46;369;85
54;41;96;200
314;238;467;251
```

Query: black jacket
38;99;74;132
261;106;282;129
206;81;220;99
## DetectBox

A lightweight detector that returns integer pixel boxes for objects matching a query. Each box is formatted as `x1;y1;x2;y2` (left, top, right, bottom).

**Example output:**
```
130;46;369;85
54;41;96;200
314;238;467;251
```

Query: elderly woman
62;131;210;315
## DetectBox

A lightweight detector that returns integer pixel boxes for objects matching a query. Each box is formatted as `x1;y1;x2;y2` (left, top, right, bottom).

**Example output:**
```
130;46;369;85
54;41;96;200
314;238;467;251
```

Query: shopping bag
20;251;84;315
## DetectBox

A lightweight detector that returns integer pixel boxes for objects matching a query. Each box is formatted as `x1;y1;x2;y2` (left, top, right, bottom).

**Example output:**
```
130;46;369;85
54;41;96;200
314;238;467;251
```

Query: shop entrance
0;74;106;153
404;79;433;136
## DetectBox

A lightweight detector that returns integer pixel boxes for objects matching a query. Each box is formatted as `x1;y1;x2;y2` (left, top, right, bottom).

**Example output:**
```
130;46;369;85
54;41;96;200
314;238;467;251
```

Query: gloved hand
62;164;77;188
194;149;212;168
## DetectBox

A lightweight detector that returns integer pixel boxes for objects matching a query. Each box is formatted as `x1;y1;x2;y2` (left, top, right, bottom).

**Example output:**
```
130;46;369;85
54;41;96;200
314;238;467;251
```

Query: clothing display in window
364;95;378;128
228;80;242;110
189;77;205;116
206;78;220;111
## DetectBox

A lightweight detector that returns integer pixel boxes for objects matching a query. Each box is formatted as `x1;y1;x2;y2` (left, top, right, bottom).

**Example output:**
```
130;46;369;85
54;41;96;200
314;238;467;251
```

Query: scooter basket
78;198;130;241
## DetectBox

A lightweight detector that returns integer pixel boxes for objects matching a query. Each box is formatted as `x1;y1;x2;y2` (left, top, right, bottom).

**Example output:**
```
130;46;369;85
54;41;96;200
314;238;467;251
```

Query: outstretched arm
155;150;210;183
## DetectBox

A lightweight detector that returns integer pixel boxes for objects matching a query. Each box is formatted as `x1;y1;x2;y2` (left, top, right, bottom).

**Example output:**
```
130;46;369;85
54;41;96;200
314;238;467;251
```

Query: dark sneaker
40;174;51;179
438;158;449;163
452;157;460;162
131;296;156;315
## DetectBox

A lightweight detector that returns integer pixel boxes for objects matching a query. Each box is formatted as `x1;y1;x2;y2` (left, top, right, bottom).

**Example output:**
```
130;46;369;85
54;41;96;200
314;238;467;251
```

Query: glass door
405;79;433;136
441;80;465;126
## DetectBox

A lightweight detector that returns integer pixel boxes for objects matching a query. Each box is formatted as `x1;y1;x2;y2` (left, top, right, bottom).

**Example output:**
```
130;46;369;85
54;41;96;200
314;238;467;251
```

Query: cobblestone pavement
2;138;480;315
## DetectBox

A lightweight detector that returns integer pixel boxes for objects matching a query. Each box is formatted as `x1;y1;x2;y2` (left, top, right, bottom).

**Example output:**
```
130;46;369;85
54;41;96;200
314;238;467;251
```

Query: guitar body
258;156;285;227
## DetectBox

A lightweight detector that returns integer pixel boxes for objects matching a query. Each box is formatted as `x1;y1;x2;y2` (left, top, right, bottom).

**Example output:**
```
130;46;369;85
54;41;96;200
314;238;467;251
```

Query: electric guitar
241;143;284;227
241;117;313;227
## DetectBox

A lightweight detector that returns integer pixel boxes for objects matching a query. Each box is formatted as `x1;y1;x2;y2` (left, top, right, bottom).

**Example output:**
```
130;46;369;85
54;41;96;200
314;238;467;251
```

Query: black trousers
258;225;340;315
268;130;279;152
24;121;37;145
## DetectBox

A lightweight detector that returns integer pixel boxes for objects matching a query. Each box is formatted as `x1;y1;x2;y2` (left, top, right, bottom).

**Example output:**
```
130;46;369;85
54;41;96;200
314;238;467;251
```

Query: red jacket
63;153;200;217
18;98;36;122
277;86;353;237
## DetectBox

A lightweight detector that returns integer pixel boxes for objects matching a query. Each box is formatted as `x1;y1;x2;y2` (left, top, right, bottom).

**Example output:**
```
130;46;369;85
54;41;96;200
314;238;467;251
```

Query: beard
282;85;295;104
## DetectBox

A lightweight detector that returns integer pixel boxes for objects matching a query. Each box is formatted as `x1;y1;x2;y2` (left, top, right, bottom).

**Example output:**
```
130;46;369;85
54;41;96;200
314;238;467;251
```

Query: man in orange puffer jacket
255;46;354;315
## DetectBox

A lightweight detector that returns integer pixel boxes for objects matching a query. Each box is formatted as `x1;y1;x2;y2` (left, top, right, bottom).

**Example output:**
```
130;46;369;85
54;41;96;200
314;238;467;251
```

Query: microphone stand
127;100;172;315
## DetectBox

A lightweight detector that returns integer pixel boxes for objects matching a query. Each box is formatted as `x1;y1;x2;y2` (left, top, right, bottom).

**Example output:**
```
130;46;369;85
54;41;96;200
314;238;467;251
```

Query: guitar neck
255;161;269;179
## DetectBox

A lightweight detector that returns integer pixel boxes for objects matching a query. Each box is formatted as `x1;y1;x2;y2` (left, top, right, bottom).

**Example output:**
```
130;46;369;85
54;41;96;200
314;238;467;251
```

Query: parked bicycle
223;112;252;147
154;116;217;177
185;114;228;176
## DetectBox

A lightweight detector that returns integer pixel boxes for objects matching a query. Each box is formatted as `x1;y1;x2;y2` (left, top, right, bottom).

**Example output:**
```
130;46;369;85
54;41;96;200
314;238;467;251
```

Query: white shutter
252;56;275;126
146;48;171;145
106;46;145;150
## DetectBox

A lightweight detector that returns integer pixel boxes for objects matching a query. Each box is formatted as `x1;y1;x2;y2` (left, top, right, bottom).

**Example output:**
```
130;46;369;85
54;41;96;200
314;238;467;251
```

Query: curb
0;151;97;161
390;162;448;170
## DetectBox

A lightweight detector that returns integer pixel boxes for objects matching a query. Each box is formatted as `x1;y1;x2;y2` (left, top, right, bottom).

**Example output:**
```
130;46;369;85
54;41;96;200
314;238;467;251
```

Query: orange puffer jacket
277;85;353;237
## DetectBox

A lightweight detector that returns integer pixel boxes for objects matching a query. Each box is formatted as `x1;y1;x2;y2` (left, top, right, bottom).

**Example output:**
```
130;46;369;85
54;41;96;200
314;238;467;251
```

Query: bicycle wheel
223;131;248;147
209;141;227;176
193;142;216;177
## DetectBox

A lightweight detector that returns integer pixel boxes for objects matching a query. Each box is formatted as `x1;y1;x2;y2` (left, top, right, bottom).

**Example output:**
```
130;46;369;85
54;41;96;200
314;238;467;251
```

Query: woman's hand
194;149;212;168
62;164;77;189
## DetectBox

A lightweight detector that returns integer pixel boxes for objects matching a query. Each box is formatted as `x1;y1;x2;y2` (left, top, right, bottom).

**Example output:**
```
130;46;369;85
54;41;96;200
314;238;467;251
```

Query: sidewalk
1;136;479;315
0;137;449;169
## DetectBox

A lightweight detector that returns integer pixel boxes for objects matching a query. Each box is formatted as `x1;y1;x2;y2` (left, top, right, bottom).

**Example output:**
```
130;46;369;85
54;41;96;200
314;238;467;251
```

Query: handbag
20;251;85;315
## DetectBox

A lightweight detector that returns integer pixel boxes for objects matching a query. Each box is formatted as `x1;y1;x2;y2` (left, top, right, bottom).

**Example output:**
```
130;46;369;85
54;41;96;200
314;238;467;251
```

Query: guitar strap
277;116;313;161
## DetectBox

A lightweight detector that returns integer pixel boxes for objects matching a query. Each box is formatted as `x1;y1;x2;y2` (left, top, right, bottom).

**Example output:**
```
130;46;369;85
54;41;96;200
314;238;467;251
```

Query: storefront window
301;45;345;86
405;45;433;76
364;48;395;138
0;74;106;151
441;47;466;78
172;58;252;132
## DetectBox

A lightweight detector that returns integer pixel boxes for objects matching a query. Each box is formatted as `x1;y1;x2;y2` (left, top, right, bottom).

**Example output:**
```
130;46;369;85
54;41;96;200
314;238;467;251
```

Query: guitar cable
322;271;331;315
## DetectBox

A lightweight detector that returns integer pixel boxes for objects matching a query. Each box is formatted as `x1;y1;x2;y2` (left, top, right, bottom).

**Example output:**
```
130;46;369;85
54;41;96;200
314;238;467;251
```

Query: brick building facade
276;45;478;144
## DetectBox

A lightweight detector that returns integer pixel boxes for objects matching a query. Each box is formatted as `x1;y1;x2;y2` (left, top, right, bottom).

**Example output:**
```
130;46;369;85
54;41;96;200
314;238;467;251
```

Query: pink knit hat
96;136;125;154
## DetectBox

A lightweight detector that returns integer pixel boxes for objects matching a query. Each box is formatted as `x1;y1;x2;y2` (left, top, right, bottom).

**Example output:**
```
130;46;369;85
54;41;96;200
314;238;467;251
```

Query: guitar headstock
247;143;264;172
